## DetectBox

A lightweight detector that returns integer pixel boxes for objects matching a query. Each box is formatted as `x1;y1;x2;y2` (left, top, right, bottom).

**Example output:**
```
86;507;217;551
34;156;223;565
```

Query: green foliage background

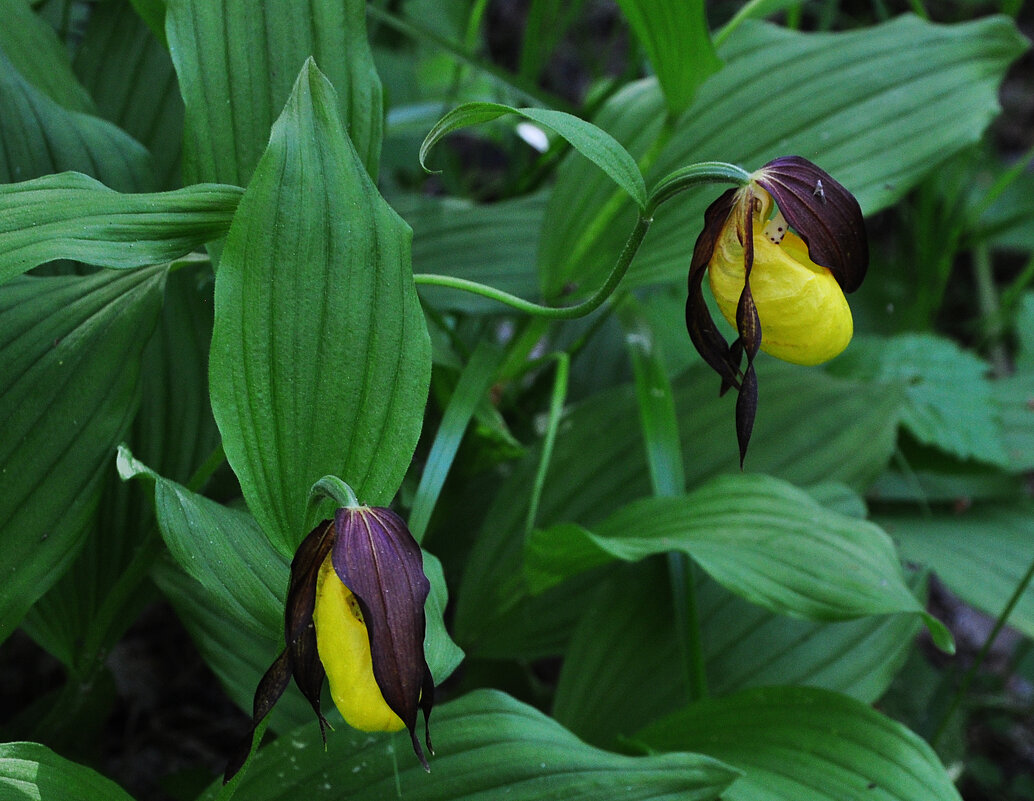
0;1;1032;800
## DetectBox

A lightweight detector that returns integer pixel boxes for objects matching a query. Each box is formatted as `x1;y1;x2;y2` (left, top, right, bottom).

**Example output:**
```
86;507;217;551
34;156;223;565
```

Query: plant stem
414;213;652;319
972;243;1010;377
931;555;1034;749
523;353;570;537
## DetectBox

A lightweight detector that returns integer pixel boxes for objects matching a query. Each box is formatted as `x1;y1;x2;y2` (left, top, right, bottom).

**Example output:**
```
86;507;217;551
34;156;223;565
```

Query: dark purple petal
754;156;868;292
686;187;743;390
736;365;758;468
286;520;335;739
224;648;293;782
331;506;432;767
225;521;335;782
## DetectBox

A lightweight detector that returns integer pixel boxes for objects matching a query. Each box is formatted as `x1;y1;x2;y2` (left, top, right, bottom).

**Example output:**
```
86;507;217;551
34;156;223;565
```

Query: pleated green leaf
0;265;165;642
167;0;383;186
0;172;241;283
880;504;1034;640
0;0;95;112
0;45;152;190
615;0;721;116
209;60;430;555
539;14;1027;295
74;0;185;189
199;689;739;801
638;686;961;801
0;742;135;801
554;561;920;748
420;102;648;209
525;473;951;650
454;362;904;658
23;263;218;674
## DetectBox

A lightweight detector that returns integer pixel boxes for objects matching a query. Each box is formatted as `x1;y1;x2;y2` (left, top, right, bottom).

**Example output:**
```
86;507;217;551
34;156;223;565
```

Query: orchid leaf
525;473;952;650
637;686;962;801
0;265;165;642
0;172;241;283
209;60;430;555
615;0;721;116
879;503;1034;640
454;362;904;658
197;689;739;801
0;45;152;190
0;0;95;112
420;102;648;209
0;742;136;801
554;561;920;748
167;0;383;186
75;0;185;189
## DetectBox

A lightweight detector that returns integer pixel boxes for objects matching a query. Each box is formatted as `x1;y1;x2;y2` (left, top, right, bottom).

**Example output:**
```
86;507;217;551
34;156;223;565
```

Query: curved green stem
308;475;360;513
414;213;652;319
646;161;751;215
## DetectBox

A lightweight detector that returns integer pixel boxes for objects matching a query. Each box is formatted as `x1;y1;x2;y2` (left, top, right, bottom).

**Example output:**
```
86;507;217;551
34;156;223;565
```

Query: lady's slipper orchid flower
226;505;434;781
685;156;868;463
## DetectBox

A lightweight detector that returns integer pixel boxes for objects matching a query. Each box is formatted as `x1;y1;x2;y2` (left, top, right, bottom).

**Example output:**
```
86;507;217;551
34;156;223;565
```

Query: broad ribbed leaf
638;686;962;801
539;15;1027;295
829;334;1009;466
554;562;919;748
0;265;165;641
879;504;1034;640
75;0;185;189
525;473;950;650
420;102;648;209
615;0;721;116
454;362;904;658
0;172;241;283
23;263;218;672
209;60;430;555
0;742;135;801
0;0;94;112
395;192;543;314
0;45;152;190
167;0;383;186
199;689;739;801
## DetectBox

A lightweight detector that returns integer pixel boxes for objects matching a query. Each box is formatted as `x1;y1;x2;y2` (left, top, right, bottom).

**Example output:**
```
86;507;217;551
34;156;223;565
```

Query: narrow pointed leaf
0;265;165;641
540;15;1027;294
615;0;721;116
524;474;950;650
638;686;962;801
167;0;383;185
0;172;241;283
0;742;136;801
209;60;430;555
198;690;739;801
420;102;647;210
